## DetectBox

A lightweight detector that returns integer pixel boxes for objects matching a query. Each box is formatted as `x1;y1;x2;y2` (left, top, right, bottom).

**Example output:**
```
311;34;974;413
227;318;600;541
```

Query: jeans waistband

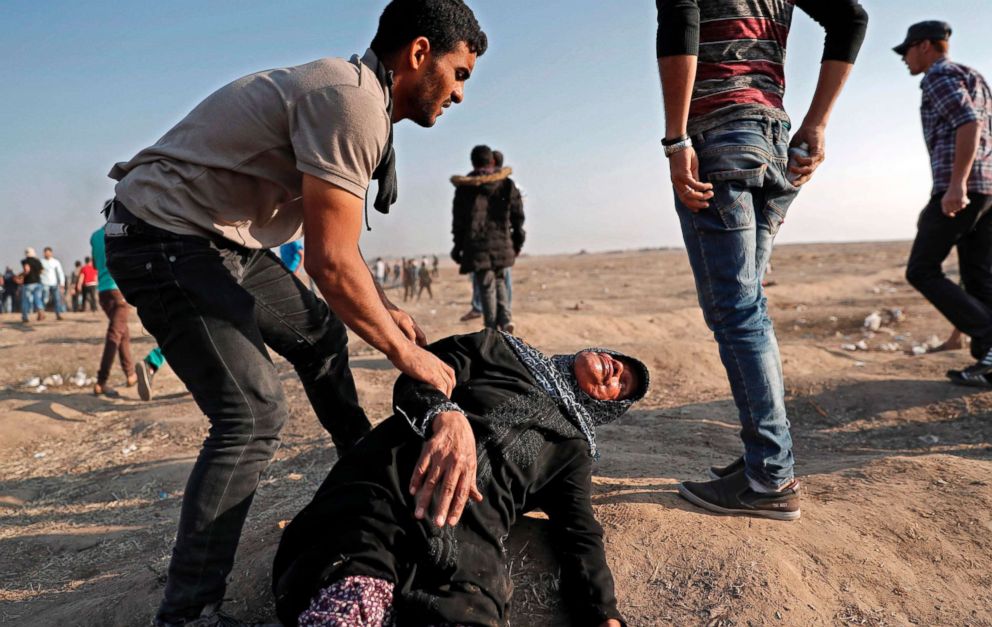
105;199;197;241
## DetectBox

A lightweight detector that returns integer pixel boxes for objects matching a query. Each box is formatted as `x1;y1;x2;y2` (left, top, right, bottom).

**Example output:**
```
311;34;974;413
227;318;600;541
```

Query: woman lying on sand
273;329;649;627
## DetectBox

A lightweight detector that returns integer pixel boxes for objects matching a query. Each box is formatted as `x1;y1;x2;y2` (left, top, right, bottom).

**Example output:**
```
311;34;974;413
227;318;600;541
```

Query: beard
410;64;447;128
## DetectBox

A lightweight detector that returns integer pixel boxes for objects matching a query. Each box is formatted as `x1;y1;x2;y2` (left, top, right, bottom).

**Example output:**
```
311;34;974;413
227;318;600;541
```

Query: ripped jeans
673;118;800;488
105;218;371;622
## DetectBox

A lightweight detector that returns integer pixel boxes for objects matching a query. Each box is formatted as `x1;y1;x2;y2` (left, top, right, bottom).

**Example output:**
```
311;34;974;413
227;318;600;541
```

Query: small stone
286;473;303;481
919;435;940;445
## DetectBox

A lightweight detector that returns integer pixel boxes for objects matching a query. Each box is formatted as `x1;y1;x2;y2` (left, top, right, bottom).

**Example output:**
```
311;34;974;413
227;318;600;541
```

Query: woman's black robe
273;330;626;627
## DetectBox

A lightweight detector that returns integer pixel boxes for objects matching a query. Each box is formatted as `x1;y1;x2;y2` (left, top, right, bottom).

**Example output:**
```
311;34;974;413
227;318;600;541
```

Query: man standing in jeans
104;1;488;624
897;22;992;387
656;0;867;520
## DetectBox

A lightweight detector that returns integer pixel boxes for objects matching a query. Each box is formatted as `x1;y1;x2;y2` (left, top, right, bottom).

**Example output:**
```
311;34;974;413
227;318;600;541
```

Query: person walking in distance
77;257;99;312
19;248;45;323
656;0;868;519
895;22;992;387
103;2;489;624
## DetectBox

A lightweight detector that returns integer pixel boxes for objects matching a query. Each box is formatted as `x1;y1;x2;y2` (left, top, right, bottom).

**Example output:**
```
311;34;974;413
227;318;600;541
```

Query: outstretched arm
536;441;627;627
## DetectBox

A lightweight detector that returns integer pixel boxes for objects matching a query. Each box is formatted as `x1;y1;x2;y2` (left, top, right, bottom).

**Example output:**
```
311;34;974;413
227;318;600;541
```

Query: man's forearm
800;60;854;130
658;55;697;138
950;121;980;188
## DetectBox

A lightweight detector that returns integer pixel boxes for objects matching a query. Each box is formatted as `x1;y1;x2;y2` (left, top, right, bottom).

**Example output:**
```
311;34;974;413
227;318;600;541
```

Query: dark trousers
105;228;371;622
906;191;992;359
97;289;134;384
473;268;510;329
82;284;98;312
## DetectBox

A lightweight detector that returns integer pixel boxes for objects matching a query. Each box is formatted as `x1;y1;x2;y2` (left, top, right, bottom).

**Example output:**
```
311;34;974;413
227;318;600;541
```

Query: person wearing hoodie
273;329;647;627
450;145;525;334
896;21;992;387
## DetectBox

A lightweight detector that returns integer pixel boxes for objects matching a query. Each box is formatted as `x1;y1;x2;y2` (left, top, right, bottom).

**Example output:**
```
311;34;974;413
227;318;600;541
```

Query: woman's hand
409;411;483;527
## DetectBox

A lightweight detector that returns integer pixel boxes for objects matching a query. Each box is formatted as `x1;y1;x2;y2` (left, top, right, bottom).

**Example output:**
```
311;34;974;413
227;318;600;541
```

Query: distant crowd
2;247;100;322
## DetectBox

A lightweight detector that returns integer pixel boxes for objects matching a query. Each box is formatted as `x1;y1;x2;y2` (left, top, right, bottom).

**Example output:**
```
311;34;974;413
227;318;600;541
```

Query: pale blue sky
2;0;991;268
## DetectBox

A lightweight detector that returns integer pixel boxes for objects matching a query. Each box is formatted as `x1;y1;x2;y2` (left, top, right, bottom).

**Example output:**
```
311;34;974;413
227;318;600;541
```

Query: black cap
893;20;951;56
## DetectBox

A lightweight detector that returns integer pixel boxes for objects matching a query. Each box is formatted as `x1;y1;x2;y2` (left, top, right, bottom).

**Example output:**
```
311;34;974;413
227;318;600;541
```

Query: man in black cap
896;21;992;387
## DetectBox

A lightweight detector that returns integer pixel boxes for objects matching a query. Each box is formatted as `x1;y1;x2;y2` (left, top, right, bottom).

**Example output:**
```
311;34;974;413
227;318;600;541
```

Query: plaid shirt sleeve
925;73;981;129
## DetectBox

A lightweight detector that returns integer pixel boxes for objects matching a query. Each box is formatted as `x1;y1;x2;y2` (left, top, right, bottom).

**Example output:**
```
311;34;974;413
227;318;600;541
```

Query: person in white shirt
40;247;66;320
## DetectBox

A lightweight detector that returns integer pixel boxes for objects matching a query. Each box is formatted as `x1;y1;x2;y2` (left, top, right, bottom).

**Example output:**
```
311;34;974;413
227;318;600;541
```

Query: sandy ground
1;241;990;627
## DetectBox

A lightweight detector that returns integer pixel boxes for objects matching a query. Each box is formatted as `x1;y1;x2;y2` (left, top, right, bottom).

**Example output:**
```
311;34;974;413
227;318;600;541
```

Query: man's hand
942;182;970;217
391;343;456;398
789;124;826;186
598;621;623;627
388;307;428;346
409;411;483;527
668;146;713;212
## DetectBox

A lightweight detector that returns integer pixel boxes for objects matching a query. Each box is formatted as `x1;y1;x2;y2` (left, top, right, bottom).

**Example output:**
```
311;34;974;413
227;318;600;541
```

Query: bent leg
241;250;371;453
107;234;288;622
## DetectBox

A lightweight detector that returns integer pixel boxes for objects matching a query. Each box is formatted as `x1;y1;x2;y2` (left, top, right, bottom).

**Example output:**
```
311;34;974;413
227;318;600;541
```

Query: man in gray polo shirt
104;2;487;625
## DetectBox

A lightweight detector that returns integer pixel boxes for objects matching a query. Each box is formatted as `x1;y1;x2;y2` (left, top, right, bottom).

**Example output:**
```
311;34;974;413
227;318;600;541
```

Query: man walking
103;2;488;624
19;248;45;323
450;144;525;333
40;247;66;320
90;225;137;396
77;257;98;312
897;22;992;387
656;0;868;520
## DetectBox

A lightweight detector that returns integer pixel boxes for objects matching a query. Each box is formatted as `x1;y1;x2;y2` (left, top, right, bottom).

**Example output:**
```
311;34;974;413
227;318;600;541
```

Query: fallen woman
273;329;649;627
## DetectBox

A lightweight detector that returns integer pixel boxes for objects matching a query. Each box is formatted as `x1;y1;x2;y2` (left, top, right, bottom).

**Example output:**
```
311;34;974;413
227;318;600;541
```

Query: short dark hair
44;247;53;253
371;0;488;58
471;144;494;168
493;150;504;168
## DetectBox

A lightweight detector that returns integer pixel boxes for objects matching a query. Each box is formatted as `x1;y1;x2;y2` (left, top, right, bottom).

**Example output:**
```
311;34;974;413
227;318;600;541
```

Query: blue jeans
673;118;800;488
471;267;512;312
44;285;66;314
20;283;45;321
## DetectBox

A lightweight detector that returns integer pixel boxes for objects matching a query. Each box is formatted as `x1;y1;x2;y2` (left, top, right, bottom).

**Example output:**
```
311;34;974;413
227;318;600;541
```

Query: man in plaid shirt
898;21;992;386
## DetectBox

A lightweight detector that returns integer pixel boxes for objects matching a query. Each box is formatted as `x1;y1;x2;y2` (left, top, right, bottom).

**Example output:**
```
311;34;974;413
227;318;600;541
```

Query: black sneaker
946;368;992;388
678;469;801;521
960;348;992;377
707;456;745;480
136;360;156;401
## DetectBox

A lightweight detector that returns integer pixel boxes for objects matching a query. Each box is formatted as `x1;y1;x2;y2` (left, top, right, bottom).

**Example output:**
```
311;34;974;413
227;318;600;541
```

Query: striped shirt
657;0;868;135
920;58;992;195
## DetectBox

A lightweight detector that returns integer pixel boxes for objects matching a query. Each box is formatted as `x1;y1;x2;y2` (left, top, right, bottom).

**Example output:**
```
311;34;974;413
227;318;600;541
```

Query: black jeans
105;227;371;622
906;191;992;359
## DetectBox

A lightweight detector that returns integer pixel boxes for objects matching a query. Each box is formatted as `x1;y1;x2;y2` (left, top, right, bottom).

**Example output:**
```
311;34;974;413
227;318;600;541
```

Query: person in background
417;259;433;300
459;148;514;323
279;238;306;280
1;267;16;314
69;260;84;312
40;246;66;320
450;144;525;333
895;21;992;387
402;258;417;302
19;248;45;323
656;0;868;519
77;256;99;312
90;225;137;396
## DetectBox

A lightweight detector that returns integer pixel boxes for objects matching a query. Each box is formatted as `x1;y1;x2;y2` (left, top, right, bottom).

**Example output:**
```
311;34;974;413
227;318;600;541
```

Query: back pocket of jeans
707;165;767;230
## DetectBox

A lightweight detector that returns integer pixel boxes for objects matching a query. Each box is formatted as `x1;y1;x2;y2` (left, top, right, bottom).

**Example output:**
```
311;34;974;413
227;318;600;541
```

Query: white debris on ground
23;367;97;392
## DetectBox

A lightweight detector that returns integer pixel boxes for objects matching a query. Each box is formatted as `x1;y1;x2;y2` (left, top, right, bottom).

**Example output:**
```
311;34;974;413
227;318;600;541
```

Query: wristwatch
662;134;692;158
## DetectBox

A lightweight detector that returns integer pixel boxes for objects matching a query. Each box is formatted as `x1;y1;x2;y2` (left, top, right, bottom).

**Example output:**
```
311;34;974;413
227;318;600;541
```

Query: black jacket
273;330;624;627
451;168;525;275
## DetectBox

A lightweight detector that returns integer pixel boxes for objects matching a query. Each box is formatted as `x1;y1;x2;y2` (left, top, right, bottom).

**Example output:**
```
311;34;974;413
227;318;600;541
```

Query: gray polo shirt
110;49;390;249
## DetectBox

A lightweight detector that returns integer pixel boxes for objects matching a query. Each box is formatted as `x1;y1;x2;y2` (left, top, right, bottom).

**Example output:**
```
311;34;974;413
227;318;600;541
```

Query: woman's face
573;351;639;401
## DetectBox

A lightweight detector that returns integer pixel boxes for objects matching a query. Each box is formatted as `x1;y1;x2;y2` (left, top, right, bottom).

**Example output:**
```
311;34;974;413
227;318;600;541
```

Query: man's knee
905;263;937;289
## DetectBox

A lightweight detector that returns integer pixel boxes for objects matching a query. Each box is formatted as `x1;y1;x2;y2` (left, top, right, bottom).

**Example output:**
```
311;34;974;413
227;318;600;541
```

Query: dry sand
1;241;990;626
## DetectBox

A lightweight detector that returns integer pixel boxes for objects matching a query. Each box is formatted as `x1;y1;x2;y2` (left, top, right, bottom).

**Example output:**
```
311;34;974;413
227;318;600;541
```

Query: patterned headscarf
500;332;650;458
